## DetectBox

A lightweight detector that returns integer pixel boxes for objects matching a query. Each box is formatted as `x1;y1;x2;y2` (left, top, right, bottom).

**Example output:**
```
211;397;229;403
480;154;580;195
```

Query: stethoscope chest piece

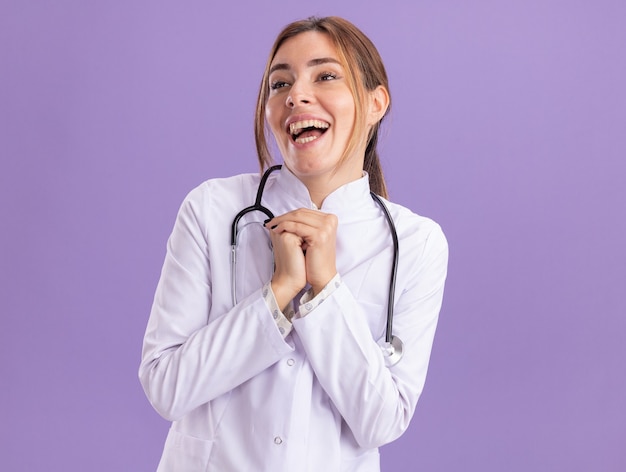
379;335;404;367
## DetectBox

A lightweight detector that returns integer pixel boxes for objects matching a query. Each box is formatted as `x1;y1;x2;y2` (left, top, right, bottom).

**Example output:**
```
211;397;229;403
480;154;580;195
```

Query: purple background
1;1;624;470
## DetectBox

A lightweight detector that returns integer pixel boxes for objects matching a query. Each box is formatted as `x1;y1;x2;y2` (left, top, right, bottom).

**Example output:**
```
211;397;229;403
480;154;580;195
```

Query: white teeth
289;119;330;135
295;135;319;144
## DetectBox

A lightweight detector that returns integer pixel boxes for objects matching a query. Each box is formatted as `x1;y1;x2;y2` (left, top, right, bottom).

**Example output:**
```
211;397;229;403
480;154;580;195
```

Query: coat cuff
262;281;294;338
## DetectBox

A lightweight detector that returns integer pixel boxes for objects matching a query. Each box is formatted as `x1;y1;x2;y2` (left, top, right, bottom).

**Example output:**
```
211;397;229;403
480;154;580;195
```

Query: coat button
274;436;283;445
287;358;295;366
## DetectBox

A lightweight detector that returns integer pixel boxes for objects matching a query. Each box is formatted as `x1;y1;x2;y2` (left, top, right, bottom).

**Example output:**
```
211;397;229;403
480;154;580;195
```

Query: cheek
329;92;356;128
265;99;282;135
334;104;357;134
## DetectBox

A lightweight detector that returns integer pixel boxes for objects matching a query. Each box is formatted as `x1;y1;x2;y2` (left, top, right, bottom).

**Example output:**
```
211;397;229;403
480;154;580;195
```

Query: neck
298;169;363;209
307;187;329;209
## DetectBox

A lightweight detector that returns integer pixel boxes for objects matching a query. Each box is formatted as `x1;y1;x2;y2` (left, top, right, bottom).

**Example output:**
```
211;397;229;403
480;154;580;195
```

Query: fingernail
263;218;271;226
270;224;278;230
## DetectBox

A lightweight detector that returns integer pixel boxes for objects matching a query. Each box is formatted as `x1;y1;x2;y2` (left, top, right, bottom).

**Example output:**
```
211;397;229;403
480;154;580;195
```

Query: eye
270;80;290;90
318;72;338;81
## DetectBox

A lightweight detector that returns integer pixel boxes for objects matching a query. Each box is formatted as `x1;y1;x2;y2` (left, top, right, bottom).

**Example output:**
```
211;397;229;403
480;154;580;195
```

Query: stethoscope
230;165;403;366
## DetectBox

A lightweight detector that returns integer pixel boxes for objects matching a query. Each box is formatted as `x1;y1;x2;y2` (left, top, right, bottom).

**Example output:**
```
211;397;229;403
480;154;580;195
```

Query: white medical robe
139;166;448;471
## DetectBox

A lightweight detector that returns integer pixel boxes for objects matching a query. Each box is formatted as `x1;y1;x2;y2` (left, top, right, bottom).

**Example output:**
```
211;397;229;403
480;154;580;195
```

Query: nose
286;79;312;108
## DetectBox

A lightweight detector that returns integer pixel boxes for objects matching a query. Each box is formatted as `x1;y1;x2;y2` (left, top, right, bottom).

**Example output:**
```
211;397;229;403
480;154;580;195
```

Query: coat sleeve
292;221;448;449
138;186;293;421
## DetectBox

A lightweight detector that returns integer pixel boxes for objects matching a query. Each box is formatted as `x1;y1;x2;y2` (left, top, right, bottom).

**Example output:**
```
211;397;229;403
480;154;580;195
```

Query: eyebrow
269;57;341;75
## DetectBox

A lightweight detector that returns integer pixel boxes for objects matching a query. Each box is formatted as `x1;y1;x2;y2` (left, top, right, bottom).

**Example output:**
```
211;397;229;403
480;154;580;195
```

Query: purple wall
1;1;624;470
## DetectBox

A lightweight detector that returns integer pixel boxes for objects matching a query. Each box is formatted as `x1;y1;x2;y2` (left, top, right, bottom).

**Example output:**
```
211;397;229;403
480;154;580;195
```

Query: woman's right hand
267;224;307;312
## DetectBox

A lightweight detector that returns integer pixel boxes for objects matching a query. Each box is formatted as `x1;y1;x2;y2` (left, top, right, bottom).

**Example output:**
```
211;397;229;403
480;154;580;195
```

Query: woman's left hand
266;208;338;296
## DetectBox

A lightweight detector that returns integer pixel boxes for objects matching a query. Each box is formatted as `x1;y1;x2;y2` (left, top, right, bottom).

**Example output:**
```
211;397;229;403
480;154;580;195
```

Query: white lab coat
139;166;448;471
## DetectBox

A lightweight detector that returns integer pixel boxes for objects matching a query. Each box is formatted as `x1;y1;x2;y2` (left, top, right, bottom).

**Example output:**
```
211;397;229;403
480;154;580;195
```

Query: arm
293;223;448;448
138;188;293;421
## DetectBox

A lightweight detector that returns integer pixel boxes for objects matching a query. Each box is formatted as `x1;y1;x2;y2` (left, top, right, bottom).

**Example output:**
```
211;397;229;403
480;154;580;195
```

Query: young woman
139;16;448;471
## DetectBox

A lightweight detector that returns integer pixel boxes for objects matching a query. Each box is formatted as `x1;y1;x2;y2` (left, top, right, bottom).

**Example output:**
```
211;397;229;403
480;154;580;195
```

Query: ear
366;85;390;126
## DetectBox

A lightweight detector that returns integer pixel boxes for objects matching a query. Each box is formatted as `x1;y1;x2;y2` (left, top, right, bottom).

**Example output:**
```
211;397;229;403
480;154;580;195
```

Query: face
265;31;365;187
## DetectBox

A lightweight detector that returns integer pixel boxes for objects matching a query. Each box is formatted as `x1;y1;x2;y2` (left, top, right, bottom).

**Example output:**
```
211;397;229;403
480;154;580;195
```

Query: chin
287;160;336;178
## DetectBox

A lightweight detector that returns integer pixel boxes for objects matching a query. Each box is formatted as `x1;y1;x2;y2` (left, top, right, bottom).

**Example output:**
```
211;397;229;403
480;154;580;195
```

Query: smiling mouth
289;119;330;144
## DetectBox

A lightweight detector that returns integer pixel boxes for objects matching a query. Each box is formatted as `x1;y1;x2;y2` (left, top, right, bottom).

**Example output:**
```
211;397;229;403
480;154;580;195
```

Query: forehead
270;31;339;67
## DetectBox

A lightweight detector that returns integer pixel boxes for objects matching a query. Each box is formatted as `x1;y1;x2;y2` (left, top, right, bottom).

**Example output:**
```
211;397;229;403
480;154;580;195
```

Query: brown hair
254;16;391;198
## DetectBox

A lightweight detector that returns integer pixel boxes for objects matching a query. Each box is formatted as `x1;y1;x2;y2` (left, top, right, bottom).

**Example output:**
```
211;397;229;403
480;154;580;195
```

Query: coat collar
267;165;374;216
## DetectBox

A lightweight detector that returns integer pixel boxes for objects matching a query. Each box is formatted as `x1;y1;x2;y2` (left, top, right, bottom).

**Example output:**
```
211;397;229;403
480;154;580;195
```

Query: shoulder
173;172;261;227
177;172;261;215
381;199;448;258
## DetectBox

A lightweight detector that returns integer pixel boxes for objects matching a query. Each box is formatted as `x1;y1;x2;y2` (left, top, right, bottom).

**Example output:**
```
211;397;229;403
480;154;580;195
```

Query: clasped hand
265;208;338;312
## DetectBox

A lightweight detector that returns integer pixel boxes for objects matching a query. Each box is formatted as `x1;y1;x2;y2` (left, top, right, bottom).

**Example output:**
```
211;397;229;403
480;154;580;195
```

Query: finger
268;229;307;303
269;210;337;234
272;219;338;248
264;208;331;229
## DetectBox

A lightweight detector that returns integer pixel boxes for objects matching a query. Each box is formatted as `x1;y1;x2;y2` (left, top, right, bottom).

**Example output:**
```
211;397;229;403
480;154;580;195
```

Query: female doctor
139;16;448;472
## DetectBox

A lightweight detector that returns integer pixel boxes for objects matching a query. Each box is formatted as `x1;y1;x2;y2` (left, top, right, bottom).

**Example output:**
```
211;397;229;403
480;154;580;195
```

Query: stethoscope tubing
369;192;399;344
230;165;403;365
230;165;281;306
